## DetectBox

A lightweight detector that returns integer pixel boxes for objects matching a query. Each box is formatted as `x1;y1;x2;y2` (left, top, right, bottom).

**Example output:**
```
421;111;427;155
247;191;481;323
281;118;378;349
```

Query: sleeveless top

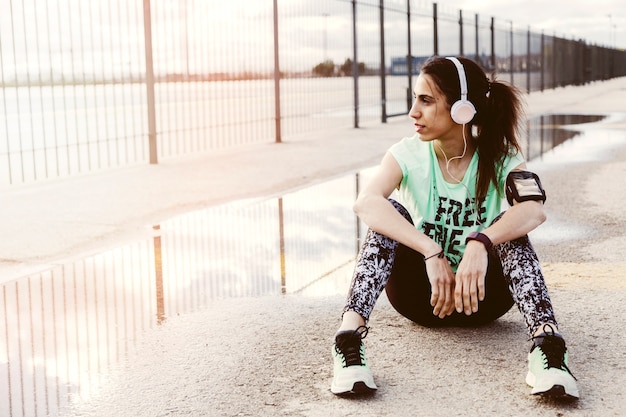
389;135;524;270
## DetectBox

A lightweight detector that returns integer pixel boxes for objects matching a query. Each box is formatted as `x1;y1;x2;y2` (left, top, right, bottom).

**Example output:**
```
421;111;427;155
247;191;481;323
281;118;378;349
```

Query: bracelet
424;249;445;261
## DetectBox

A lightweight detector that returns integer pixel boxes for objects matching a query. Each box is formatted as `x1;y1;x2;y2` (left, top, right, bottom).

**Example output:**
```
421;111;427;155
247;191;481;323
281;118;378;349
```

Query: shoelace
530;325;577;380
335;325;369;367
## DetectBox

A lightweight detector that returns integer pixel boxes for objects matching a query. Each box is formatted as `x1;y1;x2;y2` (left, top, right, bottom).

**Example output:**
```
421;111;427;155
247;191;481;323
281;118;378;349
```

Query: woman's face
409;73;460;142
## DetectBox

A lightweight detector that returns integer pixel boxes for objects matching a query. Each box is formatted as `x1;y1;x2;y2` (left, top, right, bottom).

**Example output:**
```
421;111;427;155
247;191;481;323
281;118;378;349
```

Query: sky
445;0;625;48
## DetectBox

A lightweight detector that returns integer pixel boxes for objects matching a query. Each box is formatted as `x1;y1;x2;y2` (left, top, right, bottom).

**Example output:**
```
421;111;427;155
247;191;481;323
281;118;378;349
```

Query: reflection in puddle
1;244;155;416
0;171;375;416
523;114;606;161
1;113;623;416
533;115;625;165
152;173;373;309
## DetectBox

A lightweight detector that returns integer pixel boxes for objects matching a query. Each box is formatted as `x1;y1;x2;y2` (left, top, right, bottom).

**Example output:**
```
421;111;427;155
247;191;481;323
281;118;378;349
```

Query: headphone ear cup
450;99;476;124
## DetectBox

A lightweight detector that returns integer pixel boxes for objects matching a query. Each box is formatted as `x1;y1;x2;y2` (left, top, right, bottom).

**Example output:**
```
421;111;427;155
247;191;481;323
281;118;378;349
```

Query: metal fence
2;0;625;185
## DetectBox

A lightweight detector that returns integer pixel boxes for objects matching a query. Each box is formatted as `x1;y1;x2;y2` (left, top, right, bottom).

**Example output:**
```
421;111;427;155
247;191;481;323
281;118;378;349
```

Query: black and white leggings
344;200;557;337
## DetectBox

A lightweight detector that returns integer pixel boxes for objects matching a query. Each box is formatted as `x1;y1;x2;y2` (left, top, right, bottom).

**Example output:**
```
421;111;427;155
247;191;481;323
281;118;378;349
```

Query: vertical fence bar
509;21;514;84
273;0;282;143
459;10;463;56
352;0;359;128
490;17;495;70
552;33;557;89
0;20;13;184
577;39;584;84
474;13;479;62
379;0;387;123
9;0;26;183
406;0;412;112
355;173;361;252
433;3;438;56
19;0;37;181
142;0;158;164
526;27;531;93
583;39;591;84
539;31;546;91
33;0;49;180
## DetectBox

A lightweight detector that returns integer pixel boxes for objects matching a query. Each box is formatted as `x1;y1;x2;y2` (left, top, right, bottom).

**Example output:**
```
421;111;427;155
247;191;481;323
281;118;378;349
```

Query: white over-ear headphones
445;57;476;125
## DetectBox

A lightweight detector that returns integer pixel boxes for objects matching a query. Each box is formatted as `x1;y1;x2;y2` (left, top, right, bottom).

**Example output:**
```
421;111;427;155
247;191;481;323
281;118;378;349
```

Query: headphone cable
436;126;484;227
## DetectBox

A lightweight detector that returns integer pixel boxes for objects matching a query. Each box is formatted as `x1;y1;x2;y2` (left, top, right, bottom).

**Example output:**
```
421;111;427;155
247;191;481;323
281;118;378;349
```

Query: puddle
0;170;377;416
530;114;625;165
1;113;624;416
525;113;626;244
523;113;607;161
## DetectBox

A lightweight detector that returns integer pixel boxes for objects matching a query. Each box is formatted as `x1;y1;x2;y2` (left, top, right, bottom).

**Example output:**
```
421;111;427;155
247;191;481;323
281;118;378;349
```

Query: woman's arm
353;151;441;257
455;163;546;315
480;163;547;245
354;152;455;318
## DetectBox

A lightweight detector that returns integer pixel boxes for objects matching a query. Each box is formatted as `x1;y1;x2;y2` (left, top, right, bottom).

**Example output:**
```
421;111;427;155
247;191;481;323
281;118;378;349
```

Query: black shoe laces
335;325;369;367
530;324;577;380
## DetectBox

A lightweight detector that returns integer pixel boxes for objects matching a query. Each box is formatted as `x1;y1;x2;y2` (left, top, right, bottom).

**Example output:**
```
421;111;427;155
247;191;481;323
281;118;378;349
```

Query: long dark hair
420;56;524;203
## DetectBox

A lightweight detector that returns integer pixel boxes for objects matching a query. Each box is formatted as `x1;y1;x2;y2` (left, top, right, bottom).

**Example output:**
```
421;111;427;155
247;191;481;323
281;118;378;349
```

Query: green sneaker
526;326;579;399
330;326;377;395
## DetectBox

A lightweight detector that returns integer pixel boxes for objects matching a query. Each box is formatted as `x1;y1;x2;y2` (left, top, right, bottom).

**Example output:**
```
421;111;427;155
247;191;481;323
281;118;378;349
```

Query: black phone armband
505;170;546;205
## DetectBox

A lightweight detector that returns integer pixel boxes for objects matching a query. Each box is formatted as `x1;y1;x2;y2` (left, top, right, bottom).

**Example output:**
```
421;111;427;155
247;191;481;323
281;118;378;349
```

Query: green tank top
389;135;525;270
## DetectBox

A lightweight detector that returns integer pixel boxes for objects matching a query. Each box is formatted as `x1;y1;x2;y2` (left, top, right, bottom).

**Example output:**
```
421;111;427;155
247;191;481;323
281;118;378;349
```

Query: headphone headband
445;57;468;101
444;56;475;124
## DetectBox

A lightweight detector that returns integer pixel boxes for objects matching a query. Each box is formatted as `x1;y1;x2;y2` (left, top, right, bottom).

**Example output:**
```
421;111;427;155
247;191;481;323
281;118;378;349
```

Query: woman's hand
425;254;456;318
454;241;489;315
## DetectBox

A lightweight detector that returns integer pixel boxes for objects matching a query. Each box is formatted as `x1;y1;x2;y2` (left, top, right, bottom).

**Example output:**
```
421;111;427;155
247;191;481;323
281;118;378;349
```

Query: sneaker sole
532;384;579;400
331;381;377;395
527;371;579;399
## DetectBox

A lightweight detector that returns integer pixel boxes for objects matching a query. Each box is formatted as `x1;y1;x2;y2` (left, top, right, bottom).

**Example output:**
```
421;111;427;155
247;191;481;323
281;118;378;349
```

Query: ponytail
474;78;524;204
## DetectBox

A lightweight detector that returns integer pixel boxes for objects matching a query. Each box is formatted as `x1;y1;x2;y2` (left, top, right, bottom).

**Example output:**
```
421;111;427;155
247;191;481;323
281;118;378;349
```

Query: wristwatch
465;232;493;250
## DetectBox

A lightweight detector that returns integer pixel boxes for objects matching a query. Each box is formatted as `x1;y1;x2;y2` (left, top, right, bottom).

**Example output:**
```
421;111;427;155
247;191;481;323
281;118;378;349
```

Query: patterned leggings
344;200;557;337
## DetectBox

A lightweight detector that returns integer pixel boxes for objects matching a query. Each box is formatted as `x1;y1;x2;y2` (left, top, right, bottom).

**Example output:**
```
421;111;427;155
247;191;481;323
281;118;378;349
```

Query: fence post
526;26;530;93
490;17;495;71
582;41;590;84
380;0;387;123
509;21;514;84
273;0;282;143
541;30;546;91
577;39;584;84
474;13;479;63
552;34;557;88
355;172;362;252
352;0;359;128
142;0;158;164
459;10;463;56
433;3;438;56
406;0;413;112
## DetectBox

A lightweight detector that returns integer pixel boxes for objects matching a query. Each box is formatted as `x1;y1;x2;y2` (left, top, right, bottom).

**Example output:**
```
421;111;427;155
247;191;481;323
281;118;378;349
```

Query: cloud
443;0;624;47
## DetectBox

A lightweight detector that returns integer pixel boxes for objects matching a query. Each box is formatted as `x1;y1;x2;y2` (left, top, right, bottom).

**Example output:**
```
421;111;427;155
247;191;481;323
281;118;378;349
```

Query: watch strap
466;232;493;250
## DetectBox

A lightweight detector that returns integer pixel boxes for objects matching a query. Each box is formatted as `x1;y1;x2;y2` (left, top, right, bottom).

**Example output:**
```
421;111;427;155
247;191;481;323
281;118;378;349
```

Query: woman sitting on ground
330;56;579;400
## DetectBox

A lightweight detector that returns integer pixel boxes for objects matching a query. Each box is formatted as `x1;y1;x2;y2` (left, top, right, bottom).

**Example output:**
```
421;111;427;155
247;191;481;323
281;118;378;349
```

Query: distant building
389;56;431;75
390;54;495;75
